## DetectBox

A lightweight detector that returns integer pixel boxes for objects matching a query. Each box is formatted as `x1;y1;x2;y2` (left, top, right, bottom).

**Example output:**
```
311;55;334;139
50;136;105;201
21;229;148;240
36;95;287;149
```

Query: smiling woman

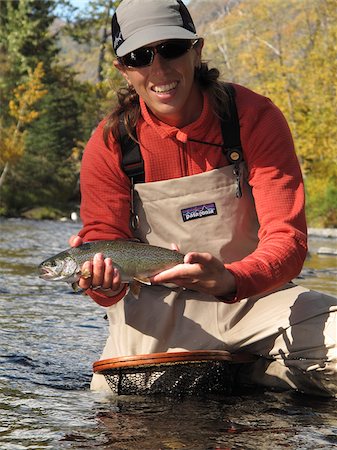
68;0;337;398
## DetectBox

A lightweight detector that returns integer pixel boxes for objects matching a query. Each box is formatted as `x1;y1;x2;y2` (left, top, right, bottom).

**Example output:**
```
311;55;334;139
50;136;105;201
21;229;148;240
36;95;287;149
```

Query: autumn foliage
0;63;47;179
199;0;337;226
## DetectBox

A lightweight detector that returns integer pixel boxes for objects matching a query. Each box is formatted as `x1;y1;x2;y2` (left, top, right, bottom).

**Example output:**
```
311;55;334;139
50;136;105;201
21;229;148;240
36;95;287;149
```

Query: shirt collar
139;92;214;143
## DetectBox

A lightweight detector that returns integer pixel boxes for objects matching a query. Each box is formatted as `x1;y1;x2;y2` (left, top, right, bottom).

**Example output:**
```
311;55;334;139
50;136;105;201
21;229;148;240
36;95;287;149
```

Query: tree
0;0;56;114
0;0;95;216
63;0;120;82
198;0;337;226
0;62;47;188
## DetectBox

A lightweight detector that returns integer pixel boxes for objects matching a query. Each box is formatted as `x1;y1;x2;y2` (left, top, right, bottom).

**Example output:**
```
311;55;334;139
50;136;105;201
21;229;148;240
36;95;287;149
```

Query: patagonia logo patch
181;203;217;222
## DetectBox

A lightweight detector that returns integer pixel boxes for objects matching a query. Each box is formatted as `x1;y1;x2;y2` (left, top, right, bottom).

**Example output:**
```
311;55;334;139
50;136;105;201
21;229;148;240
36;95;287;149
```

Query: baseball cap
112;0;198;57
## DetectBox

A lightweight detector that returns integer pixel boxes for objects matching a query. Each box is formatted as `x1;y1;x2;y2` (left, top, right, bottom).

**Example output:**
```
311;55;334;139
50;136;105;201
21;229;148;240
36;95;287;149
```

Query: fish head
38;253;80;283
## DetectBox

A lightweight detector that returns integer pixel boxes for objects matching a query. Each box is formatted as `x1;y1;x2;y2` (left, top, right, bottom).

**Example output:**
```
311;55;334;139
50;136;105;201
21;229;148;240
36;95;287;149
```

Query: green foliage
1;66;89;214
305;176;337;228
0;0;95;216
62;0;120;81
21;206;66;220
0;1;57;104
0;62;47;192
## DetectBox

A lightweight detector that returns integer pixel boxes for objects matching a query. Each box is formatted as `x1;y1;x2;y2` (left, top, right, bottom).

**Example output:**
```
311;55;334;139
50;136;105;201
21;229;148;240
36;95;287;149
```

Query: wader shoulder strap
119;83;243;183
220;82;243;165
118;118;145;184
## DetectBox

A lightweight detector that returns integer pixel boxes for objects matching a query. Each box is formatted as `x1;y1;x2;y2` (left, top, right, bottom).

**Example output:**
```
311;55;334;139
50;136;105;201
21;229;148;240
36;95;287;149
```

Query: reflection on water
0;218;336;449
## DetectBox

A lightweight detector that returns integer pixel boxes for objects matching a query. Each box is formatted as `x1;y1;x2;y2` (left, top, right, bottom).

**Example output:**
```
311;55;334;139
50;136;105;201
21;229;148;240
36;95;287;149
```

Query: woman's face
115;39;204;128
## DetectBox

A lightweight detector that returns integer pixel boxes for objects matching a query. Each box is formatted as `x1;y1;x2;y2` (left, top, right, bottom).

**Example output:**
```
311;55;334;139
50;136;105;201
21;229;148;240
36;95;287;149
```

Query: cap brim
116;26;198;56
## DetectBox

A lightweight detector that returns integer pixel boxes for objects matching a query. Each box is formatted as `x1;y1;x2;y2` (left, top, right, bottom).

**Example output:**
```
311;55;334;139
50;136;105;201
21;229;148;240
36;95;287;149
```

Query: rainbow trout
38;240;184;291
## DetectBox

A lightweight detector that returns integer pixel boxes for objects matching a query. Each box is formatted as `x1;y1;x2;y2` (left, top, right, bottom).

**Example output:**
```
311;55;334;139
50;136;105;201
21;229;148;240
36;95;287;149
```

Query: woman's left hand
150;251;236;299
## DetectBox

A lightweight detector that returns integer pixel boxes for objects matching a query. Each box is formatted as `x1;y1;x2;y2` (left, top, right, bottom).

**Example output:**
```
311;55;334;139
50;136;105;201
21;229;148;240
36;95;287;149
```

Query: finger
170;243;180;252
78;260;92;290
101;257;114;289
150;263;192;283
184;252;212;265
91;253;104;288
111;267;122;291
69;235;83;247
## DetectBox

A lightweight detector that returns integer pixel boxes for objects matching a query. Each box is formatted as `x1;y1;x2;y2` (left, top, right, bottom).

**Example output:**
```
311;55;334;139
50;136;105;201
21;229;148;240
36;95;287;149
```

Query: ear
197;38;204;52
113;59;131;84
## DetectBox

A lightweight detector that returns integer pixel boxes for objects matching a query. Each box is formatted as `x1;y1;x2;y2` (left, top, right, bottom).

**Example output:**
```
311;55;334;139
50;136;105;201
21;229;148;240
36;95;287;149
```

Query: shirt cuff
86;285;128;307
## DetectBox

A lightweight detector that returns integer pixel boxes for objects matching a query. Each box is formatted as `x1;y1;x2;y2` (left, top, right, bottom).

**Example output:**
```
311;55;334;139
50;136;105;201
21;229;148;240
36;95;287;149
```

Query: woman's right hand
68;235;124;297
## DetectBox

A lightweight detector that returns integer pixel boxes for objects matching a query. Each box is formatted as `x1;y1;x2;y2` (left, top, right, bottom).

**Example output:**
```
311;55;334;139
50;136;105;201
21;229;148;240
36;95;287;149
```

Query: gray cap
112;0;198;57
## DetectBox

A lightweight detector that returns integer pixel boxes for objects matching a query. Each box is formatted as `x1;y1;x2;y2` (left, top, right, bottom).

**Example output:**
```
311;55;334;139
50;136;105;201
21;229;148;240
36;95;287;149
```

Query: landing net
93;351;256;397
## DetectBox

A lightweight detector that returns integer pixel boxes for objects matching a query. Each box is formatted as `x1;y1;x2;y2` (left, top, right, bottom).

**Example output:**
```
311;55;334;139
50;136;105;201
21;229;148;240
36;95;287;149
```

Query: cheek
126;71;146;88
181;60;197;87
182;54;198;79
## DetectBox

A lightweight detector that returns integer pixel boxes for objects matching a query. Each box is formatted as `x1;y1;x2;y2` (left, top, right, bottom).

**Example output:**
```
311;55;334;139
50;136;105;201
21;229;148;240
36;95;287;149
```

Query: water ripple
0;218;336;449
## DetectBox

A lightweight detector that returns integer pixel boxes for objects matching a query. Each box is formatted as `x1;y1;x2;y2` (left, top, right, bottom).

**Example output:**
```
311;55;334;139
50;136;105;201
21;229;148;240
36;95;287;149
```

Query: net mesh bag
93;351;256;397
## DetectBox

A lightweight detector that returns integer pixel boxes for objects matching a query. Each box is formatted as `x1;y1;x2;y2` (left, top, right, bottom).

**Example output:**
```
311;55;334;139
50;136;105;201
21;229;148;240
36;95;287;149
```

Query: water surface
0;219;336;449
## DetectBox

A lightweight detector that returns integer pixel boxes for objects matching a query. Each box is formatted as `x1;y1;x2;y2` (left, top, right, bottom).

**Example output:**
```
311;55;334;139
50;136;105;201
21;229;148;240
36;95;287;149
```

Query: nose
150;51;169;71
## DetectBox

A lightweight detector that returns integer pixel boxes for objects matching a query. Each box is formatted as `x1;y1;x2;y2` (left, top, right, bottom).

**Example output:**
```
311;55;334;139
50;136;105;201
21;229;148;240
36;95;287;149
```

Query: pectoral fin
134;276;151;285
130;281;141;299
71;282;80;292
129;277;151;299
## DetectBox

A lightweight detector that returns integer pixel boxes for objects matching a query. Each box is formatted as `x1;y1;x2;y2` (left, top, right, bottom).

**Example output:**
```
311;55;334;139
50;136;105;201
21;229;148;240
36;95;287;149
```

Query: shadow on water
0;219;336;449
61;389;336;450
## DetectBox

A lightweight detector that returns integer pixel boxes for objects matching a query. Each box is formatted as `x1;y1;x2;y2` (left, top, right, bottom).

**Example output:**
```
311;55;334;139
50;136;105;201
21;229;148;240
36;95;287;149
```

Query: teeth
153;82;177;93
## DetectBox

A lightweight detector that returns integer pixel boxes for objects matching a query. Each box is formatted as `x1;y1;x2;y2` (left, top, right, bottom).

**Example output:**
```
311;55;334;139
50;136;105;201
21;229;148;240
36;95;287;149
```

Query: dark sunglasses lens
123;48;153;67
122;40;194;68
159;41;191;59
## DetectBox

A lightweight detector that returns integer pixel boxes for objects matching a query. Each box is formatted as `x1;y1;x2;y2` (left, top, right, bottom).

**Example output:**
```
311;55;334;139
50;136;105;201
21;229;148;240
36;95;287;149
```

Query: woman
70;0;337;396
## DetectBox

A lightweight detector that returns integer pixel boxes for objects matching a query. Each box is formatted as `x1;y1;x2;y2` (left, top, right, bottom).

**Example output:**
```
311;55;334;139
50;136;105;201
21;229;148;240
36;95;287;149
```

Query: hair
103;60;230;147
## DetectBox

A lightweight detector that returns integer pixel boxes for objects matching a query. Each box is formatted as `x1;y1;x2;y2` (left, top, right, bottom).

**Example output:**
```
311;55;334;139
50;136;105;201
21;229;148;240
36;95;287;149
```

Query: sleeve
77;121;133;306
224;85;307;301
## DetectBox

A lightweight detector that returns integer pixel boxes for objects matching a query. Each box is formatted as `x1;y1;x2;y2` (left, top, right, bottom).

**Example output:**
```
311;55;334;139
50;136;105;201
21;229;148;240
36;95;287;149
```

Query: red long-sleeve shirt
79;83;307;306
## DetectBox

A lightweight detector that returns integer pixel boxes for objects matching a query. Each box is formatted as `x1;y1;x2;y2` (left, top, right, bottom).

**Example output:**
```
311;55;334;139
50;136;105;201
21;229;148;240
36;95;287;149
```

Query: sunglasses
119;39;199;68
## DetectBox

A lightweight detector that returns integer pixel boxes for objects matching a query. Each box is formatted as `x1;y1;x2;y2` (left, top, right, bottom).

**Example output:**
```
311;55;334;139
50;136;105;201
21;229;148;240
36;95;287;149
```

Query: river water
0;218;336;450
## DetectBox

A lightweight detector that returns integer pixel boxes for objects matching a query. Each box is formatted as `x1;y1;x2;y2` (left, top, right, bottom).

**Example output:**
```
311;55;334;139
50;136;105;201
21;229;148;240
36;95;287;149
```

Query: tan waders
91;166;337;396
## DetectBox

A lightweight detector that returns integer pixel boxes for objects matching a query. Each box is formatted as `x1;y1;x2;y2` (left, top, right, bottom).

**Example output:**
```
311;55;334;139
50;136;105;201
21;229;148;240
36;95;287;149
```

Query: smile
152;81;178;94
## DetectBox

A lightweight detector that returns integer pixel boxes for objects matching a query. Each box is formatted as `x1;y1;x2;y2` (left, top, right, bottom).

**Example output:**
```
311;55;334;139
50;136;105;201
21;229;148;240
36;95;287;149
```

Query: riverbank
2;211;337;236
308;228;337;239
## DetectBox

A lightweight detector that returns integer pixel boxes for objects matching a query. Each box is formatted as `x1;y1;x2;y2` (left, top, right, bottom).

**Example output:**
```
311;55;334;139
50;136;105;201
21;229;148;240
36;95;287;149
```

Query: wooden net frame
93;351;256;396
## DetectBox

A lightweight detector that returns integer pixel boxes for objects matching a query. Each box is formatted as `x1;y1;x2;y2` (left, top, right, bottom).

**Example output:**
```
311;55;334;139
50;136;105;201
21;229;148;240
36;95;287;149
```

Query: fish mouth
38;266;58;280
38;265;79;283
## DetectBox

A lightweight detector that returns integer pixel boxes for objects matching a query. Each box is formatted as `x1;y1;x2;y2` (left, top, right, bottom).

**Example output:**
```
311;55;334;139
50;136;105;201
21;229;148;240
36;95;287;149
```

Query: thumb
170;242;180;252
184;252;212;265
69;235;83;247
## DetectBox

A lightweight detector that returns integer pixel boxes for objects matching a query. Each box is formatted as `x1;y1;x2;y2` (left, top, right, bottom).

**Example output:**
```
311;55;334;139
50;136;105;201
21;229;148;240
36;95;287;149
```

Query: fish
38;240;185;292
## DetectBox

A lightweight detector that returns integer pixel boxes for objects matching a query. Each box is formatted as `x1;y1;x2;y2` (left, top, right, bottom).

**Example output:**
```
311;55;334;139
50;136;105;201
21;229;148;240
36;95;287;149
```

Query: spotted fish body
38;240;184;287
